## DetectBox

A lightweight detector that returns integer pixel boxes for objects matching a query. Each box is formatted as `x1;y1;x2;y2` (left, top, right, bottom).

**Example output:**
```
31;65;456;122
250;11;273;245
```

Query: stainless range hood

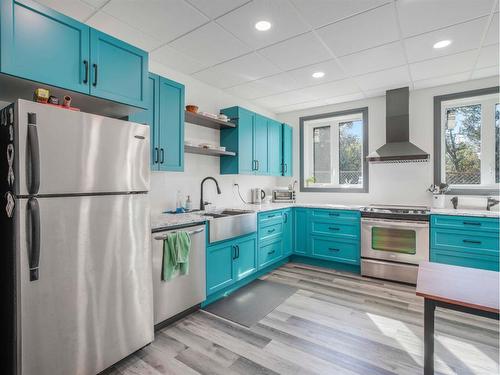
367;87;429;163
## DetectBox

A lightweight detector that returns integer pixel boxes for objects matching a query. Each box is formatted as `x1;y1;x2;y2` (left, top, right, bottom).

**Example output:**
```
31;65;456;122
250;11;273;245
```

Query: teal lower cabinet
283;209;293;257
258;209;288;269
206;233;257;297
430;215;499;271
294;208;309;255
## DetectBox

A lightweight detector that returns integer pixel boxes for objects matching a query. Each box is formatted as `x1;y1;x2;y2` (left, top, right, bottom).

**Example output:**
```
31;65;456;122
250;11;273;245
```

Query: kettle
251;188;266;204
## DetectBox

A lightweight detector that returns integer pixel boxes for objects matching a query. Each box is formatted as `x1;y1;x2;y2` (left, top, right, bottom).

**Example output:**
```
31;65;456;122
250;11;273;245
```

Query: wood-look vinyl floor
103;263;499;375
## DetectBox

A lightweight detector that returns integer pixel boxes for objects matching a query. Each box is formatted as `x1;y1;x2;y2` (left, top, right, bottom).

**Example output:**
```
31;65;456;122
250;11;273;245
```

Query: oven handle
361;218;429;228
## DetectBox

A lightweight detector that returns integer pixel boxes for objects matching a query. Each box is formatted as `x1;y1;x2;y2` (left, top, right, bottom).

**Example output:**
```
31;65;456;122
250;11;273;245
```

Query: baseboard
154;304;201;331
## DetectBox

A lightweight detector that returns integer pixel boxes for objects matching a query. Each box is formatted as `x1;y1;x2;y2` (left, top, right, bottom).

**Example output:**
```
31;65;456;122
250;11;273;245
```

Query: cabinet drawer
431;249;499;271
259;210;284;226
431;215;499;233
311;237;359;265
311;220;359;240
259;240;283;268
431;228;499;256
310;209;360;223
259;222;283;243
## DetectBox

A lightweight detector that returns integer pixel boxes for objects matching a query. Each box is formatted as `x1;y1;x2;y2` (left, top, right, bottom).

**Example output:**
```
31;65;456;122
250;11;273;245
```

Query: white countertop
152;202;499;231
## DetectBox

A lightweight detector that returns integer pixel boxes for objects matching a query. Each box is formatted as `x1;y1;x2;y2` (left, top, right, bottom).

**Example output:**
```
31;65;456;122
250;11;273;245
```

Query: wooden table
416;261;499;375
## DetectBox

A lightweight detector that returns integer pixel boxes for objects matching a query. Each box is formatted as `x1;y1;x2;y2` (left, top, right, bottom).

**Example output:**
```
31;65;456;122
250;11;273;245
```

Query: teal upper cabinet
158;77;184;171
0;0;148;108
89;29;148;108
0;0;90;94
267;119;282;176
282;124;293;177
129;74;184;172
254;114;269;175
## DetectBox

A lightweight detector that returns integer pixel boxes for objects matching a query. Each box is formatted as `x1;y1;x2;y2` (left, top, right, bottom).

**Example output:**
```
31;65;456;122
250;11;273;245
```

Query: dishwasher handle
154;227;205;241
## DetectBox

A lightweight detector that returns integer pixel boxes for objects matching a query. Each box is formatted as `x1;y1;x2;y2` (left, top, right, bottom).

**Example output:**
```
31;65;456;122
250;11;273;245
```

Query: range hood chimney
367;87;429;163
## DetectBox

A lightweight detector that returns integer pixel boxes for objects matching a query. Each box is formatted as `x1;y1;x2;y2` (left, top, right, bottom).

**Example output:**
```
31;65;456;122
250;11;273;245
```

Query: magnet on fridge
9;124;13;141
5;191;14;218
8;107;13;125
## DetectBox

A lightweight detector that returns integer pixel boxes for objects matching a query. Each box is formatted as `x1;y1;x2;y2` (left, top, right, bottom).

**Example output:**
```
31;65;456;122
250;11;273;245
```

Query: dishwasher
151;224;206;328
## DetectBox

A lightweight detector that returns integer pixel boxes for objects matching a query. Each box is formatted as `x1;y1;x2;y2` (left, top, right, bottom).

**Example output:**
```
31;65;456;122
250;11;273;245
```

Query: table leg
424;299;436;375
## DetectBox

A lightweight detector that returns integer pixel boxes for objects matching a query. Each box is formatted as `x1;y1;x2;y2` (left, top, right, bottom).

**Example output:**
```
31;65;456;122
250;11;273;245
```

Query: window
300;107;368;192
434;87;499;194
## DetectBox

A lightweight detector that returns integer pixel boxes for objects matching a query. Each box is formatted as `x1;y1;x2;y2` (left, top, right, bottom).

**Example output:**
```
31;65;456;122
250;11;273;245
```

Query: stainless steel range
360;205;430;284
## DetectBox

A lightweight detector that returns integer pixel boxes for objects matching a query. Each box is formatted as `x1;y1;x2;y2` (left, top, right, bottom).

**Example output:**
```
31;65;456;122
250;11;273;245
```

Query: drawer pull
328;248;340;252
267;214;276;218
328;213;339;216
267;228;276;234
267;250;275;255
463;221;481;226
328;227;340;231
463;239;481;245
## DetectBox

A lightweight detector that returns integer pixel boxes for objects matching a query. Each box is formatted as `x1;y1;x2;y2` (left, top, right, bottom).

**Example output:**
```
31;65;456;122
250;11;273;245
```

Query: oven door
361;218;429;265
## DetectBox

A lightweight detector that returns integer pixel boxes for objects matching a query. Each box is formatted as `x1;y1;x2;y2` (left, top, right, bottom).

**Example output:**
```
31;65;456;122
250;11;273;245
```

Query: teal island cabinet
430;215;499;271
0;0;148;108
219;106;292;176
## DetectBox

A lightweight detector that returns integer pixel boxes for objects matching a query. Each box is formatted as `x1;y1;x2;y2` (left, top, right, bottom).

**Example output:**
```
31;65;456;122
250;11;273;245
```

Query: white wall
148;61;280;215
277;76;499;207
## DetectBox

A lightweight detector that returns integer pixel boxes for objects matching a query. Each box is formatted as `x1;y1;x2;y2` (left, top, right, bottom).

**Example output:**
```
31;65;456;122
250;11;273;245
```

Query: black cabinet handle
329;212;339;216
267;228;276;234
328;227;340;231
284;213;288;223
256;160;259;170
328;248;340;252
27;198;41;281
463;221;481;226
27;113;40;195
267;214;276;218
83;60;89;84
160;148;165;164
232;245;237;260
236;245;240;259
268;250;275;255
92;63;98;86
284;164;288;173
153;147;158;164
463;239;481;245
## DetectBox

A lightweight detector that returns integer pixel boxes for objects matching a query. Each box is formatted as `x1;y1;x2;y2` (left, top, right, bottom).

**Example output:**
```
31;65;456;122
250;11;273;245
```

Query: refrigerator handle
27;198;41;281
27;113;40;195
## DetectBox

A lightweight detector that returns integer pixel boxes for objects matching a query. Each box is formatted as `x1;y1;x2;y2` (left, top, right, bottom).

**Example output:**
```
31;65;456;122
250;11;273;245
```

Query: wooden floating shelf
184;145;236;157
185;110;236;129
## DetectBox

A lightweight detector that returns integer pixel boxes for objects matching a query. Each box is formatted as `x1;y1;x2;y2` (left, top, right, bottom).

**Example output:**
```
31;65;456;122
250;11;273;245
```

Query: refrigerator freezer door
16;194;153;375
15;100;149;196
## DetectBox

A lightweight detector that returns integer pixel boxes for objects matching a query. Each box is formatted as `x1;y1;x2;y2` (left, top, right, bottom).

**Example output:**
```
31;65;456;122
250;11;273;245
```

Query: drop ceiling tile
150;45;210;74
299;78;360;99
288;59;346;86
34;0;96;21
471;65;499;79
81;0;108;8
476;44;499;68
186;0;249;19
289;0;390;28
216;0;310;49
259;32;331;71
339;41;406;76
169;22;251;67
274;99;329;113
324;92;366;105
484;13;499;46
102;0;209;43
397;0;494;37
193;53;280;88
409;50;478;81
254;90;317;108
316;4;399;57
413;72;471;90
354;66;411;91
87;11;163;51
225;73;300;99
404;17;488;63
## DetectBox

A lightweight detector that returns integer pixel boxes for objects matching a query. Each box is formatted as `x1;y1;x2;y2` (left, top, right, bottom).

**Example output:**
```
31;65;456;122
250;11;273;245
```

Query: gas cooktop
360;205;430;221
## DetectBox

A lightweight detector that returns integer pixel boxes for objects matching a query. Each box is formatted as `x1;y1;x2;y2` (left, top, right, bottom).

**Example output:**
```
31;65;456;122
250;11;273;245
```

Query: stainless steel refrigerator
0;100;153;375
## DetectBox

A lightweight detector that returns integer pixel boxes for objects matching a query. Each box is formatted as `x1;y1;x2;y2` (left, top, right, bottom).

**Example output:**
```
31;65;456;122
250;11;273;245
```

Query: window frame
300;107;369;193
433;86;500;195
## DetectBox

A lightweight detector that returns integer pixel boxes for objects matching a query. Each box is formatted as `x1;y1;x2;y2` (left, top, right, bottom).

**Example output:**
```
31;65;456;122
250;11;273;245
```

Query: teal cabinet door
267;119;282;176
158;77;184;171
282;124;293;177
254;114;269;175
234;235;257;281
89;29;148;108
283;209;293;256
294;208;309;255
1;0;90;93
206;242;234;295
129;73;160;169
238;109;255;174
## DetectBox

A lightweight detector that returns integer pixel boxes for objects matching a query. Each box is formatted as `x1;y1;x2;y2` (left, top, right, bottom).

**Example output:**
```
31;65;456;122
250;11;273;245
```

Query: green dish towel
162;231;191;281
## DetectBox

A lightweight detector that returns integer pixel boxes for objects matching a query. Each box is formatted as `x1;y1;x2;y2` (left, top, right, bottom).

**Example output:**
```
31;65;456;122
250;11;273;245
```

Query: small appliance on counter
272;187;296;203
251;188;266;204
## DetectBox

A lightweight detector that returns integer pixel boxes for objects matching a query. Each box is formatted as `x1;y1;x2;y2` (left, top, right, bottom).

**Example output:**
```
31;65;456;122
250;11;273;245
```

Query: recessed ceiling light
255;20;271;31
433;40;452;49
312;71;325;78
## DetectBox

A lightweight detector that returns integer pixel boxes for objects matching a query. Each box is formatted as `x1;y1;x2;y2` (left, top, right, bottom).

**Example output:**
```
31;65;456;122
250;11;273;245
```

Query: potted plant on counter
427;183;450;208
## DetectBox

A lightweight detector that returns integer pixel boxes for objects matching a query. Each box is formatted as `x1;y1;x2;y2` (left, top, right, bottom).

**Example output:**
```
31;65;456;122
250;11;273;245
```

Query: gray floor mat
203;279;298;327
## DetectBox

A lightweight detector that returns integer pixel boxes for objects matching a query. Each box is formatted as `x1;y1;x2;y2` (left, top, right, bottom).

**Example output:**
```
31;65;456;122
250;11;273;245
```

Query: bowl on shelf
186;105;199;113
